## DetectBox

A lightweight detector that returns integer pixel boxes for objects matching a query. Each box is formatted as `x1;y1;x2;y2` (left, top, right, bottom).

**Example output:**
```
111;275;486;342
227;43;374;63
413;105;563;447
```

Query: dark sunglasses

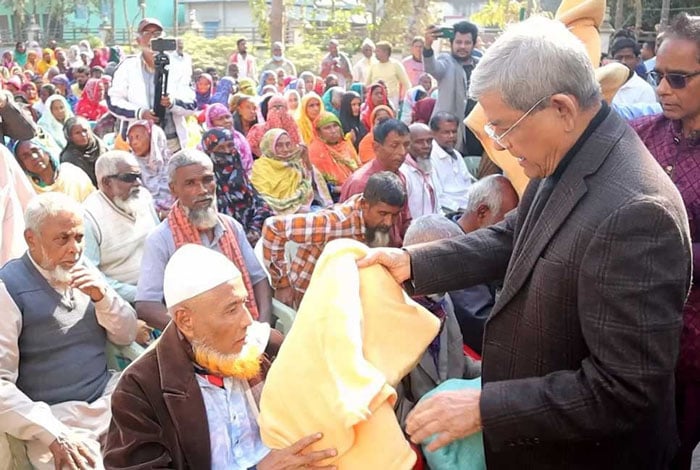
649;70;700;89
108;172;141;183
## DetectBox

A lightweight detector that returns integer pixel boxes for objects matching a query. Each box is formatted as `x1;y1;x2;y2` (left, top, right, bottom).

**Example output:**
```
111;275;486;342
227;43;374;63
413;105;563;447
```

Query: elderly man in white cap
104;244;336;469
353;38;377;85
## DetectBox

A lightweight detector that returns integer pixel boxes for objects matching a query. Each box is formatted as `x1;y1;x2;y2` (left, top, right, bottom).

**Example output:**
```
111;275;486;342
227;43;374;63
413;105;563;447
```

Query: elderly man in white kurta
0;192;137;469
83;151;159;304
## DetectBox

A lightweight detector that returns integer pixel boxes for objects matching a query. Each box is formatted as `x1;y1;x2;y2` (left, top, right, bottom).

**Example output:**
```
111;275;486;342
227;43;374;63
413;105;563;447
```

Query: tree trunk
614;0;624;29
634;0;642;30
270;0;284;44
659;0;670;29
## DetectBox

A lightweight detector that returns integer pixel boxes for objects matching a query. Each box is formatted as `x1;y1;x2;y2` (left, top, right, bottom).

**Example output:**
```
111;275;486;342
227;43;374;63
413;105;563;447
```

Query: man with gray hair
0;192;137;469
83;151;159;304
359;16;691;468
395;214;480;427
135;149;272;331
262;41;297;77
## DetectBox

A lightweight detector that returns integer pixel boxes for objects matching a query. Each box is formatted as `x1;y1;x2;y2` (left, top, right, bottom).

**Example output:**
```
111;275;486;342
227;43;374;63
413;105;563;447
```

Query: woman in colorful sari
13;137;94;202
24;49;39;73
195;73;214;110
295;92;324;145
358;105;394;164
126;120;174;216
246;95;302;157
51;74;78;110
36;48;57;76
209;76;236;107
360;82;390;130
2;50;16;69
37;94;74;149
201;127;274;245
75;78;108;121
12;42;27;67
338;90;367;151
308;111;360;199
203;103;254;175
251;128;332;215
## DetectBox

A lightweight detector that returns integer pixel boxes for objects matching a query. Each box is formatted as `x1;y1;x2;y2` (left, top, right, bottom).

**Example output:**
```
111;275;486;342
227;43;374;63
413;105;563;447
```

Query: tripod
153;51;170;123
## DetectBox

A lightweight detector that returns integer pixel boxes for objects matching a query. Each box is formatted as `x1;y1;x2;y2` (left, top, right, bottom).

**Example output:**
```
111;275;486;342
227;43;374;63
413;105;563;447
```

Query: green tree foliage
610;0;698;30
472;0;527;27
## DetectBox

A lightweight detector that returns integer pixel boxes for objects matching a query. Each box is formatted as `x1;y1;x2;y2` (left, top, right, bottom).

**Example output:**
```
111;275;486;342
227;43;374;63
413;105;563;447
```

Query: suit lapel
157;325;212;468
490;110;627;318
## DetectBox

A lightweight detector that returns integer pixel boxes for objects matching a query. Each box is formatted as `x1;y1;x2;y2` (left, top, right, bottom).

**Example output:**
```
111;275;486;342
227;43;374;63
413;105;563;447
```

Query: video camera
151;38;177;53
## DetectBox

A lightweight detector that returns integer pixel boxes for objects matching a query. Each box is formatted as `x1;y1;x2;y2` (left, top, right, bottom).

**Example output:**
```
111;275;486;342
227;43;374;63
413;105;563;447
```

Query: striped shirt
262;195;365;294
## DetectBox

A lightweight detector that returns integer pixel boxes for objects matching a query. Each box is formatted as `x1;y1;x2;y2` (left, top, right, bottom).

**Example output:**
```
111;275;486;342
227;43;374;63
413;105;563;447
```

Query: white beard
415;156;432;173
184;201;219;230
113;189;143;216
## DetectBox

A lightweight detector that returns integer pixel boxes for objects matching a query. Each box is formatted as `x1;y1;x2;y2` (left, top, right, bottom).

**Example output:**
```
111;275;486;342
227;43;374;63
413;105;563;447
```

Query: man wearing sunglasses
631;12;700;469
358;16;691;468
83;151;159;304
610;37;657;107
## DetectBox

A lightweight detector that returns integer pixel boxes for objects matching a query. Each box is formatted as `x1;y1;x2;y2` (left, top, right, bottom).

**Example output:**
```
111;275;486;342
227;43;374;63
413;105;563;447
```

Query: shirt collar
669;119;700;146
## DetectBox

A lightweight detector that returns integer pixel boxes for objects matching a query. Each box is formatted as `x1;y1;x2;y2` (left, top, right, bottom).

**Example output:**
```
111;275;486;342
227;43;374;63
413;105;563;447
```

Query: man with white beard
135;149;273;331
262;171;406;308
0;192;137;469
104;244;335;468
83;151;159;304
400;123;439;218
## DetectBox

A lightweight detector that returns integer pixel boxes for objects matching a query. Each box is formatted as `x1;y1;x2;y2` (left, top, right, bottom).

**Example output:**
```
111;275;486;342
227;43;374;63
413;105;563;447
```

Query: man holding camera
107;18;196;154
423;21;480;156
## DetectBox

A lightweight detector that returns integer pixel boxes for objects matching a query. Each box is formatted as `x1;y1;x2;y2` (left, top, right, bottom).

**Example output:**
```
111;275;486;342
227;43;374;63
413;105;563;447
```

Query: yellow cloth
259;239;440;469
250;156;312;214
29;162;95;203
464;0;605;197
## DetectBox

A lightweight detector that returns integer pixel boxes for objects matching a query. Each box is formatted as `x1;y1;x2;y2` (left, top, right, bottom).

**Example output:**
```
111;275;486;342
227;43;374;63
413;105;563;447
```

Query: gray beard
184;201;219;230
415;157;432;173
366;228;391;248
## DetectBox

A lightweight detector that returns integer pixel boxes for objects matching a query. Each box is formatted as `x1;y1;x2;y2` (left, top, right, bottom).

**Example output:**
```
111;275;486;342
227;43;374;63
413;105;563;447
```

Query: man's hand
141;109;159;123
49;435;97;470
160;95;172;109
70;265;107;303
405;389;482;452
424;25;440;49
274;286;297;308
258;432;337;470
356;248;411;284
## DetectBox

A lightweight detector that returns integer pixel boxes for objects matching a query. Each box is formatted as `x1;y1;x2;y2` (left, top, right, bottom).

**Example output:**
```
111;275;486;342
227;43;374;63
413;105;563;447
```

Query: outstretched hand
356;248;412;284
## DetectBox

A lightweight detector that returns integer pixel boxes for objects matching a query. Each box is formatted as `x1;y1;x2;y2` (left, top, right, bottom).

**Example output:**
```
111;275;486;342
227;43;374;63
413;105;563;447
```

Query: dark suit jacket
103;323;282;469
407;109;692;469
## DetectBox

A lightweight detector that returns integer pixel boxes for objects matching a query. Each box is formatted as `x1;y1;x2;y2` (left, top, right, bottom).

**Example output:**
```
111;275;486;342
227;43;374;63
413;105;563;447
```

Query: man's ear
173;306;194;339
476;203;490;220
24;229;37;251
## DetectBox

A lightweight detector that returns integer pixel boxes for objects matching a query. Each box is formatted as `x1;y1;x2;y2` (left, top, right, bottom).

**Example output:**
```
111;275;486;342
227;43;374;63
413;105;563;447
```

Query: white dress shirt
430;141;476;212
400;155;438;218
611;72;657;107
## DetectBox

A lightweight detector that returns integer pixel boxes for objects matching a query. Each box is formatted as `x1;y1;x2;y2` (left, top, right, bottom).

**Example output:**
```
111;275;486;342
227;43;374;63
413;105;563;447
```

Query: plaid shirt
262;195;365;294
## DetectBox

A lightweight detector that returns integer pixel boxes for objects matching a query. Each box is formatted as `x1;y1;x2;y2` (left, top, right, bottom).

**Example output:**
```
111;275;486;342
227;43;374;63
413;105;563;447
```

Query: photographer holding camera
423;21;481;156
107;18;196;153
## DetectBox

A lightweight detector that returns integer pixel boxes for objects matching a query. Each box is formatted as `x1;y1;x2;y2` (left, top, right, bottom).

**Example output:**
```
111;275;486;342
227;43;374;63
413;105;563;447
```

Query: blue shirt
135;214;266;303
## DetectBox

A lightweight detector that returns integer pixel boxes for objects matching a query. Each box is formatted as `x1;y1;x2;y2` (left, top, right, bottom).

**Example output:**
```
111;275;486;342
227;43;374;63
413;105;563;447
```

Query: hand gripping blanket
258;239;440;469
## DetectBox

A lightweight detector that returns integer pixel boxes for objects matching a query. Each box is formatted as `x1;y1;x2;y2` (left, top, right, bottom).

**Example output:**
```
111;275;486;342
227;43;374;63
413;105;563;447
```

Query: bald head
408;123;433;160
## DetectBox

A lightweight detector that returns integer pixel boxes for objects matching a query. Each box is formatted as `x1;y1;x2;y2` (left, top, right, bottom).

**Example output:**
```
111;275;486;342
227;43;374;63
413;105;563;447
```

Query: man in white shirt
400;123;438;218
353;38;377;85
0;192;137;469
429;112;475;212
610;37;657;107
83;151;159;304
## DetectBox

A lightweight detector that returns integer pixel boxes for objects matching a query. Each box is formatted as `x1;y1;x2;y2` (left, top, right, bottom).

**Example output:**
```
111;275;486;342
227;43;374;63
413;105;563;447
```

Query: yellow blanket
258;239;440;469
465;0;605;196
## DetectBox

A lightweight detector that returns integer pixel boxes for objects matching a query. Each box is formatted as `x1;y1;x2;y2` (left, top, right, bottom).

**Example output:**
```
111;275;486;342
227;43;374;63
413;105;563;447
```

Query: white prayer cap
361;38;375;49
163;244;242;308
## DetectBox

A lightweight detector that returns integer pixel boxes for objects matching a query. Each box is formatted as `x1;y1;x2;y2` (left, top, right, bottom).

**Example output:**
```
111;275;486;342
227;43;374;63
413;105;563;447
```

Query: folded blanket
258;238;440;469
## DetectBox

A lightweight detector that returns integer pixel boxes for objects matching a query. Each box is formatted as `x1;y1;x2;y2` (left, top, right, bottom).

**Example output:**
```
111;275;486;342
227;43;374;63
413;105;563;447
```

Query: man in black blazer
360;16;692;469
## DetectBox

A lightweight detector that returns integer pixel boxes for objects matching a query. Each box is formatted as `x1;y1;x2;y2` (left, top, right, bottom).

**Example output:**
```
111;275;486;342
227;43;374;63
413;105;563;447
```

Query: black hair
363;171;407;207
236;38;246;46
74;65;89;75
339;91;362;134
452;21;478;44
40;83;56;95
373;118;409;144
429;111;459;131
610;37;640;57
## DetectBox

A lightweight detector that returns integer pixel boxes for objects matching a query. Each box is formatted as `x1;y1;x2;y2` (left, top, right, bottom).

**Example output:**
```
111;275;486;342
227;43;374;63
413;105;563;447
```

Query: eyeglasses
108;173;141;183
484;95;550;148
648;70;700;89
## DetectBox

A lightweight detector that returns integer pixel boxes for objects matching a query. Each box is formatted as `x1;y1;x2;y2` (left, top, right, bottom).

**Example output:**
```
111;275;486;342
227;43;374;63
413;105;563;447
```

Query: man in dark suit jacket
360;17;692;469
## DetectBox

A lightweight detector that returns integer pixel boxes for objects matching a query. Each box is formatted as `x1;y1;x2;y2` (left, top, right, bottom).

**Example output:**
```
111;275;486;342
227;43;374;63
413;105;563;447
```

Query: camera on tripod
151;38;177;53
